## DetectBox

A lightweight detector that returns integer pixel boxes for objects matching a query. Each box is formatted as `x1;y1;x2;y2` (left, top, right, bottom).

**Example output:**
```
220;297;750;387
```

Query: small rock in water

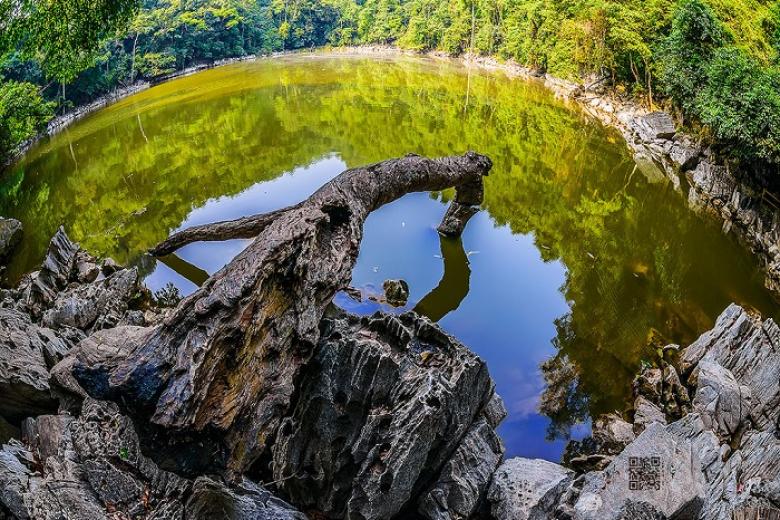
383;278;409;306
343;286;363;302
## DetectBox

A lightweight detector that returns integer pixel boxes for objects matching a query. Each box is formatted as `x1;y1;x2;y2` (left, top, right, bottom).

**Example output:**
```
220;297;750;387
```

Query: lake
2;53;776;461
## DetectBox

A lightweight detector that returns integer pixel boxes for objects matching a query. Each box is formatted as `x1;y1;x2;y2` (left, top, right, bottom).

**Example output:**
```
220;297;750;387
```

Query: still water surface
2;54;777;461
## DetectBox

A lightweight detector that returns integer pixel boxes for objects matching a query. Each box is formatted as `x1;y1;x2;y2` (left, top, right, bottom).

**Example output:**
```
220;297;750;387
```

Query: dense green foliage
660;0;780;164
0;81;54;157
1;0;780;170
0;0;139;82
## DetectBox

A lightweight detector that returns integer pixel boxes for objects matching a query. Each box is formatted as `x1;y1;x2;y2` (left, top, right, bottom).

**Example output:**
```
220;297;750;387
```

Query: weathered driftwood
70;152;492;476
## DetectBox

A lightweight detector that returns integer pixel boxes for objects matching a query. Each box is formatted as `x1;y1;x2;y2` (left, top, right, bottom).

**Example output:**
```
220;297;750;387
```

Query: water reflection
157;253;209;286
414;235;470;322
2;55;778;461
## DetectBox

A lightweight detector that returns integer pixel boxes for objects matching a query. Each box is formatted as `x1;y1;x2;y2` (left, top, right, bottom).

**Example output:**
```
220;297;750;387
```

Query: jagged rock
637;112;676;141
186;477;307;519
572;422;706;520
483;392;508;427
661;364;691;419
271;310;499;520
551;305;780;520
667;413;780;519
487;458;573;520
73;251;100;284
417;417;503;520
633;367;662;404
383;278;410;307
0;416;18;445
41;268;141;332
51;325;152;399
633;396;666;434
562;415;635;475
669;136;701;172
592;413;636;455
0;308;67;421
681;304;780;433
23;227;79;313
690;361;751;441
0;218;22;264
0;398;305;520
100;257;120;276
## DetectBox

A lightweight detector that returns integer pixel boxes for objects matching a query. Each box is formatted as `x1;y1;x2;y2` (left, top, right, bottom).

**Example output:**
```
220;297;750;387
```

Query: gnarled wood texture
71;152;492;476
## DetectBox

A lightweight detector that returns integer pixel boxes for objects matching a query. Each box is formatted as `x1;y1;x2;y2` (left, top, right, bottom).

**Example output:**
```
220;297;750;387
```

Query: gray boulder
637;112;677;141
681;304;780;433
633;395;666;434
0;308;68;420
690;361;750;441
0;218;22;264
417;417;504;520
592;413;636;454
41;268;140;332
186;477;307;519
487;457;573;520
572;422;706;520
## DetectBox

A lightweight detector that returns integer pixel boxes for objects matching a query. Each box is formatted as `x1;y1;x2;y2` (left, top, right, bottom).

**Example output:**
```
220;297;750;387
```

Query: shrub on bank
0;81;55;158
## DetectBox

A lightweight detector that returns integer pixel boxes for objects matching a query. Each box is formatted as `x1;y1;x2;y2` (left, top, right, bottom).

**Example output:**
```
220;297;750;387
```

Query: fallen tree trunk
70;152;492;477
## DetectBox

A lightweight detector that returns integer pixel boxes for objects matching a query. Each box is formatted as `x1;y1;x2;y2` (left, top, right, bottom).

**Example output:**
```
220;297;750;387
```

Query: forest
1;0;779;174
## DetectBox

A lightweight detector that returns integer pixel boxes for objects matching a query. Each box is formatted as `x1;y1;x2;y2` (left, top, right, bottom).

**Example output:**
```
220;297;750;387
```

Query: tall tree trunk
70;152;492;478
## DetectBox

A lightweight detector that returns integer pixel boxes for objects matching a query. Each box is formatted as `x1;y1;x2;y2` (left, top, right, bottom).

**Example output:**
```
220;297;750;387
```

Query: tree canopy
1;0;780;170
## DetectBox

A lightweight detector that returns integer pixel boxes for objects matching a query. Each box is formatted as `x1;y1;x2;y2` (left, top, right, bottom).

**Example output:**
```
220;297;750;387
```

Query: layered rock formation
490;304;780;520
0;154;509;520
0;228;506;519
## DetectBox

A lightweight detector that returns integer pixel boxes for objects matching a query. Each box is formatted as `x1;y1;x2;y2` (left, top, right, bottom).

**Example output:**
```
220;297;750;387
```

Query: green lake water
2;54;777;460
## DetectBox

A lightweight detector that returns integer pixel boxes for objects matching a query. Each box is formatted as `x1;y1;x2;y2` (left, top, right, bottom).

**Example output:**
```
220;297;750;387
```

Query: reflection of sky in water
144;155;587;462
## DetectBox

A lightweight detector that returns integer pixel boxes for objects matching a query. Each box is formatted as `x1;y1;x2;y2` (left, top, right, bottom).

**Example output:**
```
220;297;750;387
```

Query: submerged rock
0;218;22;265
383;278;410;306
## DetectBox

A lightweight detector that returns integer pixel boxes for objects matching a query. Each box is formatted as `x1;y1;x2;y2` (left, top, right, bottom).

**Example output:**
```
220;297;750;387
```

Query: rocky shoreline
4;54;262;168
0;224;778;518
456;51;780;297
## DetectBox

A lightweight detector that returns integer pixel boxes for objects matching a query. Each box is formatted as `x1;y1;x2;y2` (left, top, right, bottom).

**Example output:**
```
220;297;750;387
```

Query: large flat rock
573;422;706;520
487;457;573;520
